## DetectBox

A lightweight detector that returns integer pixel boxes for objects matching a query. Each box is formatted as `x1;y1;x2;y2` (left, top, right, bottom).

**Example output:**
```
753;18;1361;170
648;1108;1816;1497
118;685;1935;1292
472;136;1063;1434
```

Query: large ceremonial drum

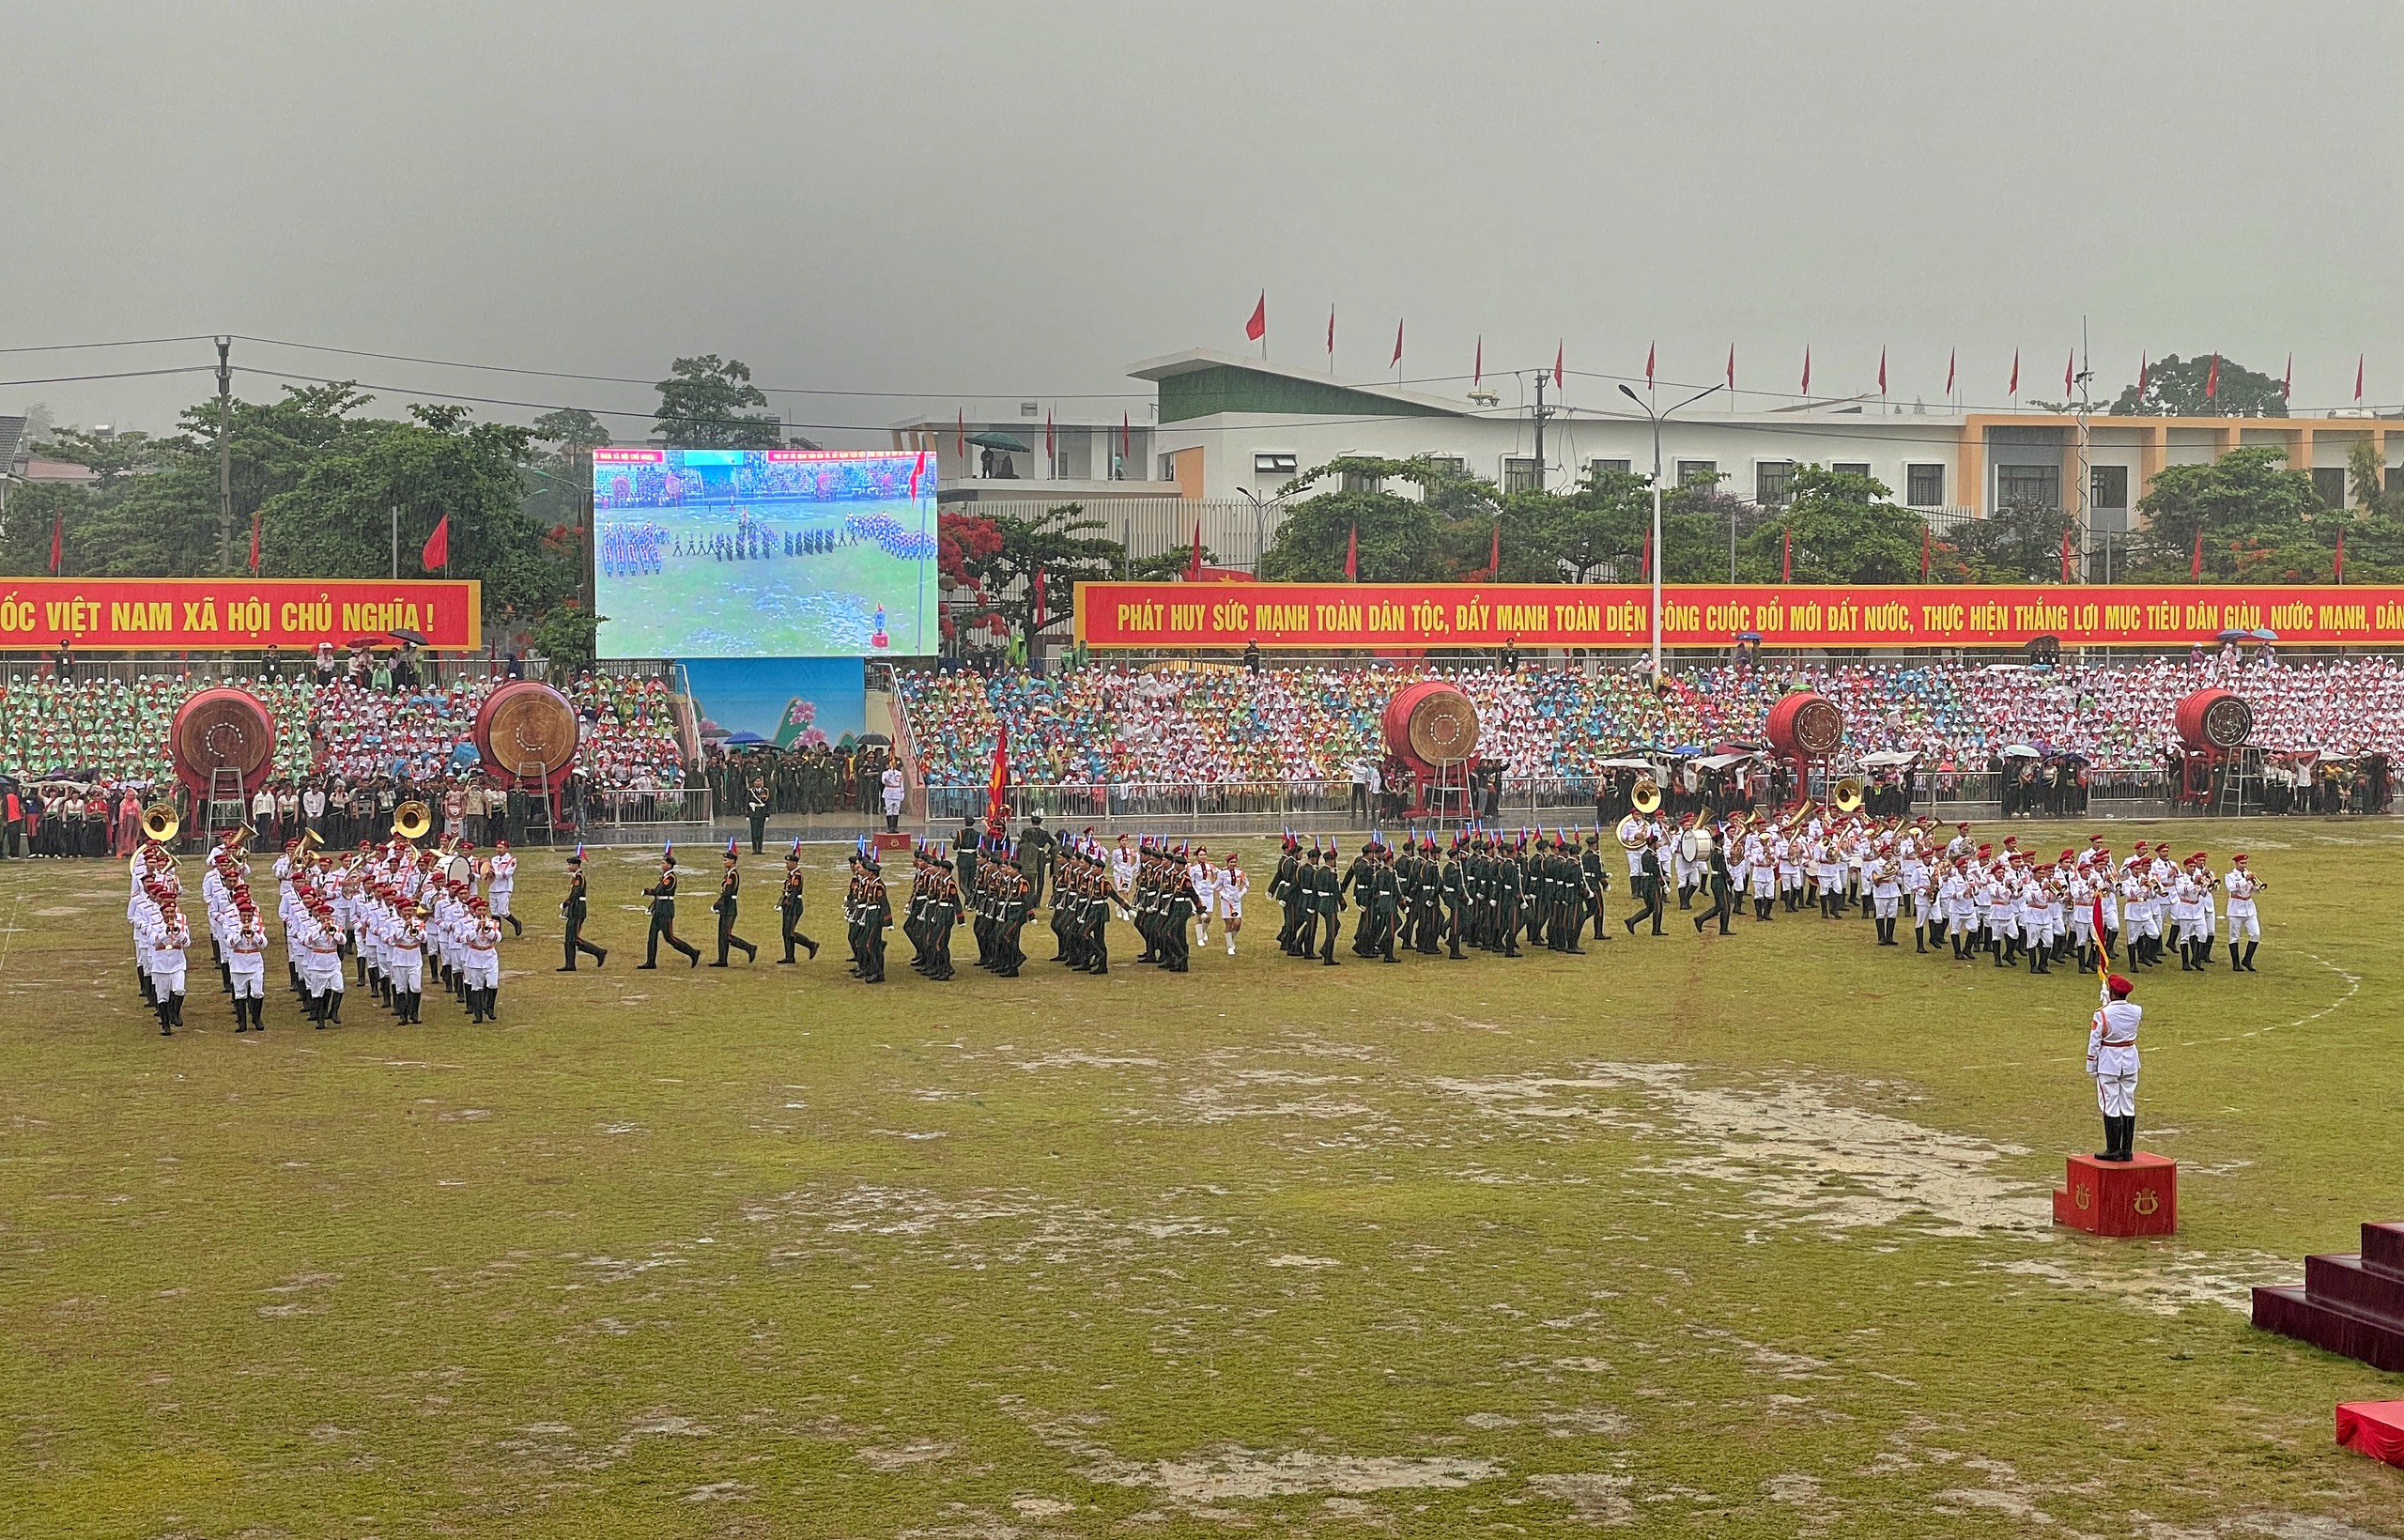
1381;682;1480;770
473;681;581;788
1764;690;1844;760
2173;687;2253;752
169;686;278;799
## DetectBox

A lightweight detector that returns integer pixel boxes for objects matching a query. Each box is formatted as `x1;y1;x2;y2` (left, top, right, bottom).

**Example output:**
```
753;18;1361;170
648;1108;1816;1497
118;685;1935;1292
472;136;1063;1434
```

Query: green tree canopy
2128;445;2326;580
653;355;781;448
1257;456;1472;582
1744;466;1930;583
2109;354;2288;417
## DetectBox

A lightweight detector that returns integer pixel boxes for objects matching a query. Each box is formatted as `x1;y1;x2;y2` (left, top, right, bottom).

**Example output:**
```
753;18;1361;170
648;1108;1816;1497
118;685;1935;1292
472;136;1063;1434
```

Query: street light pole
1620;382;1722;682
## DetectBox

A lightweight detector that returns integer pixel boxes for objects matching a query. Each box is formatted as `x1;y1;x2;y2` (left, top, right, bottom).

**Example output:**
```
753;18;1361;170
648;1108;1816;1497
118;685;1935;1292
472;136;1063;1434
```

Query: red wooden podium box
871;832;916;855
2053;1152;2178;1237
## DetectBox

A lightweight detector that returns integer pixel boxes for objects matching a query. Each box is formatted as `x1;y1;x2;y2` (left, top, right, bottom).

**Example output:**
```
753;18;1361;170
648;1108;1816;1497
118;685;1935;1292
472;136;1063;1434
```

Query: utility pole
392;505;399;579
1530;368;1553;492
2073;316;2093;584
215;337;233;568
1621;382;1723;682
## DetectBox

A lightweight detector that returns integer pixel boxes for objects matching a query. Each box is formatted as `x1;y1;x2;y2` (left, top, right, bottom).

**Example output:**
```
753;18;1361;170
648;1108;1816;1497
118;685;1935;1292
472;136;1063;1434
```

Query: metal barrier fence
578;786;714;833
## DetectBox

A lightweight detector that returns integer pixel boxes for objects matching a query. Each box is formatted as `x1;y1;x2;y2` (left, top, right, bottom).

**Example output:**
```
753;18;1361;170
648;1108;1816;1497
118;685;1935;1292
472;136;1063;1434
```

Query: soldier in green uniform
1369;842;1404;962
777;840;820;962
558;844;608;971
923;847;960;980
637;846;702;968
1440;836;1469;960
1693;829;1734;936
1346;839;1379;957
746;778;771;855
993;846;1031;978
1313;839;1346;965
854;849;891;983
1581;831;1610;941
1020;812;1056;910
1271;833;1303;954
710;840;758;965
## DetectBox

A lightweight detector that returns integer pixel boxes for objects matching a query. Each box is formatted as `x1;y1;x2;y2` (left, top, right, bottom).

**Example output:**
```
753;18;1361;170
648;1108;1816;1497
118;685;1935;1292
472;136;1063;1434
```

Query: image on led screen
593;447;934;658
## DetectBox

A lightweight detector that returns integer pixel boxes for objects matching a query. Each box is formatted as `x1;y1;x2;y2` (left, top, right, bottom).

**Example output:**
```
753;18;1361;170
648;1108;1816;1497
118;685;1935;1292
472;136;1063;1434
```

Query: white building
1122;347;2401;533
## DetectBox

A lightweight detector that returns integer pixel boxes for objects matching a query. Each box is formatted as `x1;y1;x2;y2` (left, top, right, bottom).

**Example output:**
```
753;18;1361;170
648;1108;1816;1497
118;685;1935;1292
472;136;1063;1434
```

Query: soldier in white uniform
1188;846;1217;947
1216;853;1248;957
487;841;521;936
228;901;270;1031
2221;853;2264;972
2085;974;2142;1162
151;898;193;1035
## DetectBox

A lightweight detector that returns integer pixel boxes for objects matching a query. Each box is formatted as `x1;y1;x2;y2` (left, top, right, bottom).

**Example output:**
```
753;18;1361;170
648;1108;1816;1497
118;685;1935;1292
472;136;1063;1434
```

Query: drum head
475;682;580;785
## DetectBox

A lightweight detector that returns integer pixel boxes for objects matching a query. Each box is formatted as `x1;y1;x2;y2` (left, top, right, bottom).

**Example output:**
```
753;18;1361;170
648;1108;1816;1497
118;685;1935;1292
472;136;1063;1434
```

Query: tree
33;426;172;487
532;408;612;449
531;601;597;678
653;355;781;448
1954;497;2080;582
1744;466;1930;582
1257;456;1457;582
0;481;88;576
2109;354;2288;417
2128;445;2323;580
979;503;1125;639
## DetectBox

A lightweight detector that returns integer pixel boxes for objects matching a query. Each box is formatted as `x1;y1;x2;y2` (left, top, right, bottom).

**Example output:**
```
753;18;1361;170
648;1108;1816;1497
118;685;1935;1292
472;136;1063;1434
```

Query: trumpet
140;801;180;844
1833;777;1864;814
1630;777;1662;814
393;800;433;841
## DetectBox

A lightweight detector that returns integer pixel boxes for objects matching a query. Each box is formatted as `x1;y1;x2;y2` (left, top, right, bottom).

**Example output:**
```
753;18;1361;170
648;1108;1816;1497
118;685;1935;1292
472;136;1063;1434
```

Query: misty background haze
4;0;2399;442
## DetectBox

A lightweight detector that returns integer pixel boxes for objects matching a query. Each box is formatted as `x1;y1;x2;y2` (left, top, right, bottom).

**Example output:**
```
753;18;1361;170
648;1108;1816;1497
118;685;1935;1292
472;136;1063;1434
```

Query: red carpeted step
2336;1401;2404;1470
2254;1286;2404;1374
2304;1253;2404;1320
2361;1222;2404;1274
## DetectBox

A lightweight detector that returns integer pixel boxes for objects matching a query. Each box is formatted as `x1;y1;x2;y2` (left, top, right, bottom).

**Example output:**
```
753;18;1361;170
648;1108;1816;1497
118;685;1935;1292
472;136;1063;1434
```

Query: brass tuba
140;801;180;844
1615;812;1648;851
1833;777;1864;814
393;800;433;841
1630;777;1662;814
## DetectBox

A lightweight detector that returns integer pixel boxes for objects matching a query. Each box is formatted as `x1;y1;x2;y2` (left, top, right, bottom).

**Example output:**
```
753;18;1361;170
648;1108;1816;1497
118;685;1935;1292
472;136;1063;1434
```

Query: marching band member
151;896;192;1034
461;898;503;1022
487;839;520;937
228;900;269;1031
2222;853;2265;972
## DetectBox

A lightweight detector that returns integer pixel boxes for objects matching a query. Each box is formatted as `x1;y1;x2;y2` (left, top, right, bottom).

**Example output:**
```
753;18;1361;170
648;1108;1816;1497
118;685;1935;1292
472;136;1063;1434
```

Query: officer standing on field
747;779;772;855
2086;972;2142;1162
777;841;820;963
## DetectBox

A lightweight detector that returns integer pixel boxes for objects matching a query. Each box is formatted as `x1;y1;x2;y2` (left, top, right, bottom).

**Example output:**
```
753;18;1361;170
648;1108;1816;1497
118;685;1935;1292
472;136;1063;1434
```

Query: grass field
4;820;2401;1538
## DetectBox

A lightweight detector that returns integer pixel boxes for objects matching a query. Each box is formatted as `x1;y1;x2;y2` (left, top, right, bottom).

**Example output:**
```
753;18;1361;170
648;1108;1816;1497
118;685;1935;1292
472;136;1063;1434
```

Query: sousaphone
1833;777;1864;814
1630;777;1662;814
140;801;180;844
393;801;434;841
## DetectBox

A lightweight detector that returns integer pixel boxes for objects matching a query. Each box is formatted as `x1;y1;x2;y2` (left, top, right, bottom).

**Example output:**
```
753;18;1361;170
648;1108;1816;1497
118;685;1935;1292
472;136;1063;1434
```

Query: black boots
2239;941;2258;972
2093;1115;2135;1163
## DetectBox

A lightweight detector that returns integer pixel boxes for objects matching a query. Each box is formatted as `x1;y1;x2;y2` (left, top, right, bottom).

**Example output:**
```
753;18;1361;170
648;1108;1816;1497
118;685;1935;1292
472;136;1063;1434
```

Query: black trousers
647;909;700;965
563;919;605;968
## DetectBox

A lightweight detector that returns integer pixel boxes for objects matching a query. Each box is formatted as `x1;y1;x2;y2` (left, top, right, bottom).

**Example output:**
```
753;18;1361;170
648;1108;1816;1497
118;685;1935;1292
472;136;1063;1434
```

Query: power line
0;334;217;355
0;365;218;388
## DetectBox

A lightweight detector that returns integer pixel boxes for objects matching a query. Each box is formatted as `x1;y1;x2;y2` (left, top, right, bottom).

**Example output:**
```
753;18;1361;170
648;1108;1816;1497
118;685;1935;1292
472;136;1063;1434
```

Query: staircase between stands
2254;1221;2404;1372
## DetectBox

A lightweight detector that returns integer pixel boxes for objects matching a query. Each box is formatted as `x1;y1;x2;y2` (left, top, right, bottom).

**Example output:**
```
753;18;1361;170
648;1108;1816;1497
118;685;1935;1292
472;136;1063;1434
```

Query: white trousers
2226;908;2259;941
230;964;265;1000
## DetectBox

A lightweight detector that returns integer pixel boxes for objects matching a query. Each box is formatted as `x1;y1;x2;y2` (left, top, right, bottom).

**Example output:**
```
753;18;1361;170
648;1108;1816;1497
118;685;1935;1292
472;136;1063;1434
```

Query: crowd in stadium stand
0;664;686;856
895;653;2404;792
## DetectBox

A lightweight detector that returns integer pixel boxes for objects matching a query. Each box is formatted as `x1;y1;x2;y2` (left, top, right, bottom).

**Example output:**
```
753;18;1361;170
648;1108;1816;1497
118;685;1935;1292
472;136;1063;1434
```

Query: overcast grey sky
4;1;2399;442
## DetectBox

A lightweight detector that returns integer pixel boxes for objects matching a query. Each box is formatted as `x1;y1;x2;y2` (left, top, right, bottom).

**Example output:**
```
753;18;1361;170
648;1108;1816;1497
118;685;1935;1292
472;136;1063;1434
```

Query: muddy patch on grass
1001;1398;1498;1504
1525;1471;1636;1525
1433;1063;2044;1239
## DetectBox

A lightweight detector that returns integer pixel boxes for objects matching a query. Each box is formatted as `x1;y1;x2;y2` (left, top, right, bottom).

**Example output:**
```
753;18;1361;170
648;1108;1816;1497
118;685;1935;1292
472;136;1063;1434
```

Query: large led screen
593;447;934;658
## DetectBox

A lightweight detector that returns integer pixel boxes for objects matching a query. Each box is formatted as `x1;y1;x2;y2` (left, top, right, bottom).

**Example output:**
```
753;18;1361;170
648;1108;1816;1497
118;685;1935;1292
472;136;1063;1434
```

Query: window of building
1341;470;1383;495
1502;456;1543;494
1996;464;2061;508
1158;453;1179;483
1253;452;1298;477
1906;464;1945;507
1754;461;1793;507
1831;461;1872;478
1425;454;1466;478
2312;466;2349;509
1675;459;1718;486
1588;457;1631;478
2090;465;2128;509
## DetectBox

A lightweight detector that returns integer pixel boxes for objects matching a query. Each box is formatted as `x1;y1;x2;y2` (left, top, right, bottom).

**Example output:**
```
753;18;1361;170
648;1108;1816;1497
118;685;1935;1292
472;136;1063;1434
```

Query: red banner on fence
1073;581;2404;651
0;578;482;651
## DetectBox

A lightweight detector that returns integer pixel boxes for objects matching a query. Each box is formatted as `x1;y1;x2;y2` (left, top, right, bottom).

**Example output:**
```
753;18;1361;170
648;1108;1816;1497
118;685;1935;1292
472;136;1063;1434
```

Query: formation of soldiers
1623;803;2273;978
126;826;520;1036
1267;830;1610;964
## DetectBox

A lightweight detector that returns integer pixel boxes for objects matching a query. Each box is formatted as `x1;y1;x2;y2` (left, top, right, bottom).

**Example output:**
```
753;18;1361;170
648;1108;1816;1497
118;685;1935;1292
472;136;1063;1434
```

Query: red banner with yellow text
1074;581;2404;651
0;578;482;651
